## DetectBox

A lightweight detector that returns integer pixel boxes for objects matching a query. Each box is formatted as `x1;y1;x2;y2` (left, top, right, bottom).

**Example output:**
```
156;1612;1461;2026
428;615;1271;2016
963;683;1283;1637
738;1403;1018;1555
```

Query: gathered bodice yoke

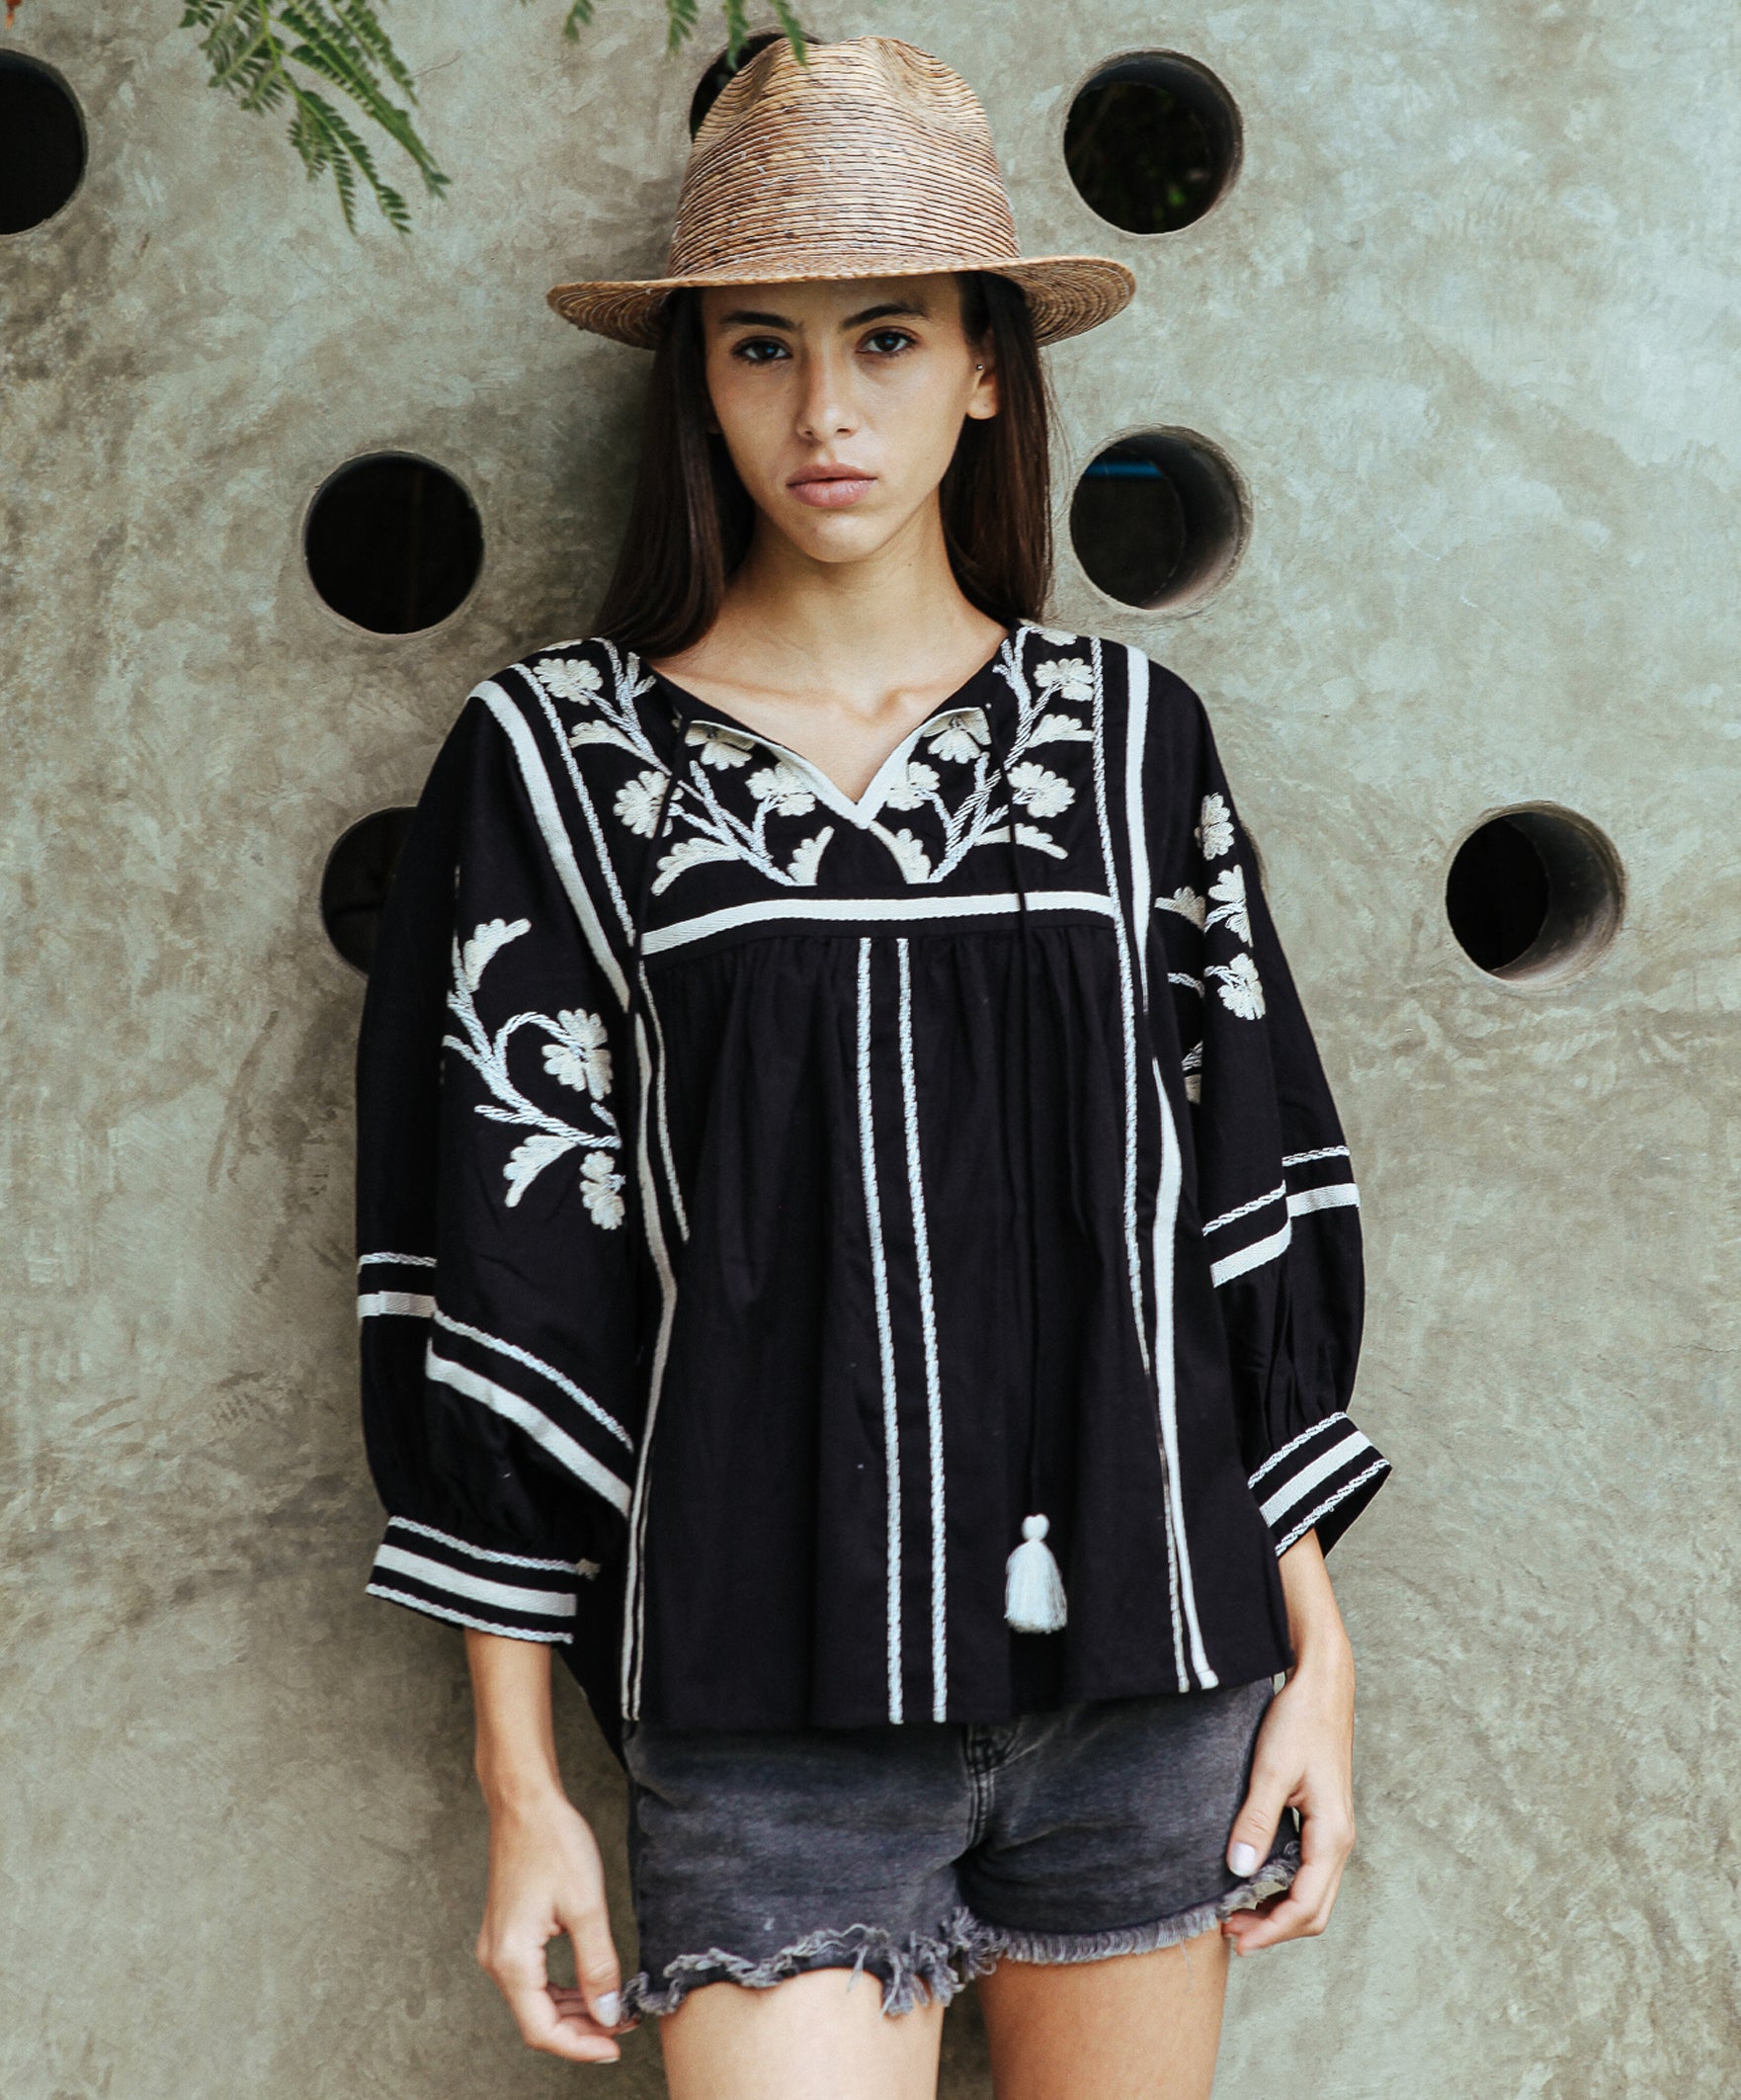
355;622;1390;1761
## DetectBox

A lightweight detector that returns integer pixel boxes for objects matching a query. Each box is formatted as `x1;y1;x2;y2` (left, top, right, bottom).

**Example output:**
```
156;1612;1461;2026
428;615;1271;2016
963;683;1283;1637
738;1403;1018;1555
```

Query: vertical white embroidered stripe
858;939;904;1722
425;1349;632;1514
897;939;949;1722
1123;645;1153;1003
1088;638;1150;1379
474;681;630;1010
623;1007;681;1718
1148;1056;1217;1689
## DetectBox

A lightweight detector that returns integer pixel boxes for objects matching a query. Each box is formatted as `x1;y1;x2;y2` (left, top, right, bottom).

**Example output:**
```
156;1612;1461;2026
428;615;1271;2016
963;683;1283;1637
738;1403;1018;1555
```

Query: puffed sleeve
1145;667;1391;1555
354;692;641;1641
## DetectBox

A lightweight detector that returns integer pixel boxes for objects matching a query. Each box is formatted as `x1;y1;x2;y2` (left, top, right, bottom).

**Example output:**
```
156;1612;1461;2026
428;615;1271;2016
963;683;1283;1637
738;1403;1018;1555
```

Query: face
698;273;999;568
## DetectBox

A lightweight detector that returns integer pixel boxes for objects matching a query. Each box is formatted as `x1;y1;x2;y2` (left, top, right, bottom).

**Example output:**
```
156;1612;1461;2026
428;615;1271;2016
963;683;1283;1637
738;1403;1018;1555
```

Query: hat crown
667;36;1020;281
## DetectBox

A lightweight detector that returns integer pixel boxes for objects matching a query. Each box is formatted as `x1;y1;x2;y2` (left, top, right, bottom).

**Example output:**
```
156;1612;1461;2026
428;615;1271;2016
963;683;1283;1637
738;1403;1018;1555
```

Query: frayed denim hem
953;1841;1303;1969
620;1920;972;2020
620;1846;1302;2016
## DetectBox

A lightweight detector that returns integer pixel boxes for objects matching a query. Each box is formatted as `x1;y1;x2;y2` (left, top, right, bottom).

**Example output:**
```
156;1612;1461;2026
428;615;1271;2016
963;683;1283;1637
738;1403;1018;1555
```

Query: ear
964;354;1000;421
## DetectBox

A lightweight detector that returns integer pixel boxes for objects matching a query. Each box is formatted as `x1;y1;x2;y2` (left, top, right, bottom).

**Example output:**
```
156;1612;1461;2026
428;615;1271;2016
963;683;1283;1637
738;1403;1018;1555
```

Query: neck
697;497;1005;707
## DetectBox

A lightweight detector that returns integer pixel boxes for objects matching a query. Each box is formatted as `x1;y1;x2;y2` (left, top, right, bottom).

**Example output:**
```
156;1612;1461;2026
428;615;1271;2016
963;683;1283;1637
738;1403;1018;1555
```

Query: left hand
1220;1529;1358;1955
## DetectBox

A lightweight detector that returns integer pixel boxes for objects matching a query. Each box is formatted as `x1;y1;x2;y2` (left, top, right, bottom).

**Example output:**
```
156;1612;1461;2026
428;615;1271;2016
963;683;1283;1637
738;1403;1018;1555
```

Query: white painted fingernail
595;1990;621;2026
1229;1842;1259;1876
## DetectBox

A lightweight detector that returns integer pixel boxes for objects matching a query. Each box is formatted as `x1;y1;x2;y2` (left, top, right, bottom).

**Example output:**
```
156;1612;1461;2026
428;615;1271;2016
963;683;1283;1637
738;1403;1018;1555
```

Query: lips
788;464;875;509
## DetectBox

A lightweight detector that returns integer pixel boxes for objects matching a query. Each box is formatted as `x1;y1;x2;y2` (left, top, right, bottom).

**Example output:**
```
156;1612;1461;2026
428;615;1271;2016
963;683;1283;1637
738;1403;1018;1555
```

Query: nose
794;344;858;444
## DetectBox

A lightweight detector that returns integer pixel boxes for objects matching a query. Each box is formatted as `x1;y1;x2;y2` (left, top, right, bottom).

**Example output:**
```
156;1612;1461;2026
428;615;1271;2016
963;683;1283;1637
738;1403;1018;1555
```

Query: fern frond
763;0;806;63
663;0;702;56
560;0;595;42
720;0;749;61
332;0;417;97
182;0;442;231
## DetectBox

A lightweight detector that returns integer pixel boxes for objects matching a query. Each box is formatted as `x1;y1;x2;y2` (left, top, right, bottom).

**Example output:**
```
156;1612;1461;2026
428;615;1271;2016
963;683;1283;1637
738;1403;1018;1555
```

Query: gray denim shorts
618;1676;1300;2018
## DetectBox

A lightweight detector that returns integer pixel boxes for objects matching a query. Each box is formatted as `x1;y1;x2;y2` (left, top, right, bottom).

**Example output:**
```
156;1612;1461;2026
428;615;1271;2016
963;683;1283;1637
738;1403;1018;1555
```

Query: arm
466;1630;630;2060
1221;1528;1357;1953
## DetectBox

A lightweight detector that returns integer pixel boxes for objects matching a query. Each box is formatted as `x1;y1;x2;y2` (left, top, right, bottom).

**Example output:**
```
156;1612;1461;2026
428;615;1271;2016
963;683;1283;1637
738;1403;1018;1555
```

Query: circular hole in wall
1445;805;1623;983
322;808;416;973
304;454;483;634
0;53;86;234
690;30;788;133
1069;432;1248;611
1064;54;1240;234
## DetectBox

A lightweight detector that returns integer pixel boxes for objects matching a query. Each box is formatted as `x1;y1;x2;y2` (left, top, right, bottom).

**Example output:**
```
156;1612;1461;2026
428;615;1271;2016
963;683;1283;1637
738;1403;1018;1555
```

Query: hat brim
545;255;1135;349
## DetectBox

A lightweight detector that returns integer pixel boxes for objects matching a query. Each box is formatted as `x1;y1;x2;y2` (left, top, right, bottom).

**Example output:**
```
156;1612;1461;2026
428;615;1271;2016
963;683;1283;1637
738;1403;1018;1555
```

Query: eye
730;336;790;365
861;328;918;358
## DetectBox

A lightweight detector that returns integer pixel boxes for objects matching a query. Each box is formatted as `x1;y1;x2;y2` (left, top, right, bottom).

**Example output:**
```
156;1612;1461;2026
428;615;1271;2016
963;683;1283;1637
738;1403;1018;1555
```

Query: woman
355;37;1390;2100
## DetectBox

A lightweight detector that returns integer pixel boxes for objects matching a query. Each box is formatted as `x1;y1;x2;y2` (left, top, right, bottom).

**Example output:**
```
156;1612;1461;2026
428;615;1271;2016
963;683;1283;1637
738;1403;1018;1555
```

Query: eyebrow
715;298;933;331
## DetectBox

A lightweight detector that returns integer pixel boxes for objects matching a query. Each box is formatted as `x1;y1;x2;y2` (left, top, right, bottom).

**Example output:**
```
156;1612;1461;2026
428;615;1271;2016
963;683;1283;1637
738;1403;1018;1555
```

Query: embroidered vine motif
1197;793;1235;862
1184;791;1266;1021
443;916;626;1227
527;642;838;891
1207;951;1266;1020
528;627;1096;891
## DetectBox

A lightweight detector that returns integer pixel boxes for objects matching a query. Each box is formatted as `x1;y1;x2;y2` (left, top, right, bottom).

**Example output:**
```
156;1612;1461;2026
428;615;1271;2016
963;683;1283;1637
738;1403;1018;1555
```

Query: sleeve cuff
1248;1412;1391;1555
366;1515;598;1642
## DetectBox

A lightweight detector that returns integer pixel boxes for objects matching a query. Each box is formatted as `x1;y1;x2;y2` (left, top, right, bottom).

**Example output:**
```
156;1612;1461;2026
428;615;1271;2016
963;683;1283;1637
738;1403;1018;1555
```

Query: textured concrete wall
4;1;1738;2094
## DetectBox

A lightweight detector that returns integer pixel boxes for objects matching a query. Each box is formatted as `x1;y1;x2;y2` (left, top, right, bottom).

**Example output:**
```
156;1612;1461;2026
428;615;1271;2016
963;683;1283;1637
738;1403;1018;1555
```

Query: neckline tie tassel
1005;1512;1068;1632
983;690;1068;1637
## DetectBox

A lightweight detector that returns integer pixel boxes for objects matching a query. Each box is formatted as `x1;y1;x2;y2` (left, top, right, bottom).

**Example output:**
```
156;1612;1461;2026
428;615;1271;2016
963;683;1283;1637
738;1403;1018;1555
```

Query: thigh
976;1927;1229;2100
661;1966;947;2100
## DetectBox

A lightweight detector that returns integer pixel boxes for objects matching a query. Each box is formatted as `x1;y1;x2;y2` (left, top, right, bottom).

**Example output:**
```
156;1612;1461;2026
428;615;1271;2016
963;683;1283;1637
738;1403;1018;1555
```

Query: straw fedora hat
546;36;1135;349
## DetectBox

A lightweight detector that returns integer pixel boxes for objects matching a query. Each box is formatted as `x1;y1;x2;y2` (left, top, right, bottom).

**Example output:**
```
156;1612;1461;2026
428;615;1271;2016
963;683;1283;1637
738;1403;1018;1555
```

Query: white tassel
1004;1513;1067;1633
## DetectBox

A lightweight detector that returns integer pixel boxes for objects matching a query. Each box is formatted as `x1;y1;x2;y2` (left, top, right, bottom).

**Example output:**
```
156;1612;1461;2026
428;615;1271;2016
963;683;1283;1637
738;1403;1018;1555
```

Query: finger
1225;1754;1293;1878
1224;1854;1346;1953
559;1893;625;2034
490;1941;622;2061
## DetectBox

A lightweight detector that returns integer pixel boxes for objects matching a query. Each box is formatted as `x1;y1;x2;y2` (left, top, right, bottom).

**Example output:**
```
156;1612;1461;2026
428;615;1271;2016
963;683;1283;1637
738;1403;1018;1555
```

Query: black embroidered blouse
356;622;1390;1764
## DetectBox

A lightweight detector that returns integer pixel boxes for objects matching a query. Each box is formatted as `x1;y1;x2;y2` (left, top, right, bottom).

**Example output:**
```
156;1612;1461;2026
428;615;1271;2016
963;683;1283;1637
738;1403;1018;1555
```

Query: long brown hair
592;272;1053;657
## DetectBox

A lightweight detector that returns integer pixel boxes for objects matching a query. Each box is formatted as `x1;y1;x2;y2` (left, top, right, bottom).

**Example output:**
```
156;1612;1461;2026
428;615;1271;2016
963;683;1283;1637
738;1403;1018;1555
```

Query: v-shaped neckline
644;630;1019;829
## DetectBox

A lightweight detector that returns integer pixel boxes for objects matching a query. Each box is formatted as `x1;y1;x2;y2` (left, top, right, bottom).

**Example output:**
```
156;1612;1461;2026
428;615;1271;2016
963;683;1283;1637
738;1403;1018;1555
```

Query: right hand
475;1789;633;2062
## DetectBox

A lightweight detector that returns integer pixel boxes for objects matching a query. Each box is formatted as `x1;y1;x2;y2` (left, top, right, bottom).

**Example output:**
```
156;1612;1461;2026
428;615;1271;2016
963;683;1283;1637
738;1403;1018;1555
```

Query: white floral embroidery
881;760;941;813
445;919;622;1222
925;709;990;765
651;835;737;895
1197;793;1234;862
580;1151;626;1229
1034;655;1093;704
1206;864;1252;946
1158;886;1206;930
615;769;668;837
1032;625;1080;646
541;1009;611;1098
534;656;603;706
879;827;934;882
687;722;756;770
1028;712;1093;746
460;917;530;989
747;761;818;817
1007;761;1074;819
1207;952;1266;1020
787;827;836;884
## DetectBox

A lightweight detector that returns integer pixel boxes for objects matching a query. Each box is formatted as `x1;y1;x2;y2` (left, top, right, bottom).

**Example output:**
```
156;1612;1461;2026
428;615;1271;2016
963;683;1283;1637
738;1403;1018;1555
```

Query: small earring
975;363;984;372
